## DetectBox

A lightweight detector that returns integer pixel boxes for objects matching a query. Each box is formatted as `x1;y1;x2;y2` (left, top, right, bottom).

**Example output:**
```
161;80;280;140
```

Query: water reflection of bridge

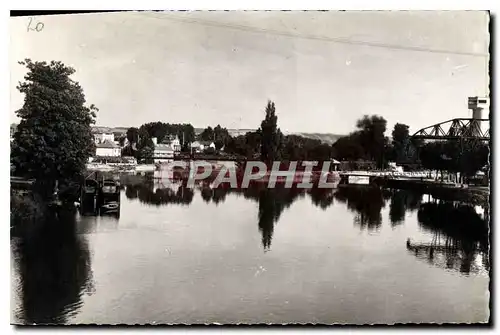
407;201;489;275
407;239;489;275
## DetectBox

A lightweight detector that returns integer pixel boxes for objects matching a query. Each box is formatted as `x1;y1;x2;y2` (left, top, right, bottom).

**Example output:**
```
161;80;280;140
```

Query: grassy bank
10;193;47;238
10;191;79;240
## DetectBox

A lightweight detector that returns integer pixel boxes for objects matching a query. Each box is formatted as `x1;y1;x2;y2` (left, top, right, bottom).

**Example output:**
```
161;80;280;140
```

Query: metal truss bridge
411;118;490;142
404;118;490;159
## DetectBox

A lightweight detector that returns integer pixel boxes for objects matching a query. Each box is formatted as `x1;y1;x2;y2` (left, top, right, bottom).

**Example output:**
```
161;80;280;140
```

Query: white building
95;140;121;157
201;141;216;151
152;137;174;163
190;141;202;152
94;132;115;144
190;141;215;152
162;135;182;152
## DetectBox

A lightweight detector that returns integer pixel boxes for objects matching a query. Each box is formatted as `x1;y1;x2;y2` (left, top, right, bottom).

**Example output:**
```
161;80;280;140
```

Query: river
10;172;490;324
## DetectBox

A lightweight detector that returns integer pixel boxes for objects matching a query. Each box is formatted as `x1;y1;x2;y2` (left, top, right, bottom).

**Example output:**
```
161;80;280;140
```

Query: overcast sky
10;11;489;134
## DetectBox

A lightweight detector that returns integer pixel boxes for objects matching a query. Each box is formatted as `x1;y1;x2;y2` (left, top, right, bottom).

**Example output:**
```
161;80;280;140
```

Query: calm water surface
11;174;490;324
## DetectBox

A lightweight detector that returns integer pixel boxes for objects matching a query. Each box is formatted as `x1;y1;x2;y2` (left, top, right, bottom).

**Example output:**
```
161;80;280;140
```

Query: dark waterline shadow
11;207;94;325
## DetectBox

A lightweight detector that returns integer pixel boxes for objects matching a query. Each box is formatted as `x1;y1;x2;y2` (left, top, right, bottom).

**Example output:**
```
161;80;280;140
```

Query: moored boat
98;179;121;216
80;178;99;215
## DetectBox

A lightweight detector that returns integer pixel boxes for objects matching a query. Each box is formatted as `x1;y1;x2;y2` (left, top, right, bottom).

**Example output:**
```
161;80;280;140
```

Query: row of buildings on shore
10;123;218;163
93;129;216;163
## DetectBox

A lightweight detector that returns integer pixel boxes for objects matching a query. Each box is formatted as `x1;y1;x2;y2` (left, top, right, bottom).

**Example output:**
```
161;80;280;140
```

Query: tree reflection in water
123;179;489;273
12;207;93;325
127;181;333;251
409;201;489;275
199;184;305;251
334;186;390;231
255;187;304;251
125;184;140;199
199;184;228;205
126;181;194;206
308;187;335;210
389;189;422;227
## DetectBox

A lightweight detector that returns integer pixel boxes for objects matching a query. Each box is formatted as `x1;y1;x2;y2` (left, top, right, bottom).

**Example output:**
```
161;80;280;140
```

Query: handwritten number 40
27;17;44;32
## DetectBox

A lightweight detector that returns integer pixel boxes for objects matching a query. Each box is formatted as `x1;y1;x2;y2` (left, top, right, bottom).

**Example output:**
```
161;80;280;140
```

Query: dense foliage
260;101;283;162
11;59;97;200
224;131;261;158
139;122;195;148
198;124;231;150
135;127;155;163
332;115;390;168
419;140;489;181
391;123;411;163
126;127;139;145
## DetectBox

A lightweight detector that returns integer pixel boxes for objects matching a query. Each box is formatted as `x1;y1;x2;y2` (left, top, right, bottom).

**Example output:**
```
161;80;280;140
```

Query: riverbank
10;193;77;239
339;178;489;207
86;162;156;173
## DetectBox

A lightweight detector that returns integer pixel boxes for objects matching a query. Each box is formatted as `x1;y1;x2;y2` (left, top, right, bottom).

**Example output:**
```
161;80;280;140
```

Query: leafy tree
11;59;97;200
281;135;303;161
178;124;196;150
121;145;136;157
260;100;283;162
138;122;195;150
356;115;388;168
458;142;489;179
117;136;126;147
391;123;410;163
332;131;365;161
140;122;168;143
225;131;261;158
136;128;154;163
213;125;231;146
245;131;262;158
309;143;333;161
214;140;225;151
199;126;214;141
420;141;448;176
281;135;331;161
126;127;139;144
420;140;489;182
138;145;154;163
200;124;231;150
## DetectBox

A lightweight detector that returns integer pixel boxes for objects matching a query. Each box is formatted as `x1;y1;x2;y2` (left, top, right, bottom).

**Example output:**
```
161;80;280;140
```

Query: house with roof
95;140;121;157
161;134;182;152
190;140;215;153
93;131;115;144
152;137;174;163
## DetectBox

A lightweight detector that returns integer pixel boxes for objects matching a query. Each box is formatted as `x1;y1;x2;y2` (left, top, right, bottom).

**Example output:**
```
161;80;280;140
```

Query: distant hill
284;132;344;145
194;128;256;138
43;125;345;144
202;128;344;145
91;126;128;134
